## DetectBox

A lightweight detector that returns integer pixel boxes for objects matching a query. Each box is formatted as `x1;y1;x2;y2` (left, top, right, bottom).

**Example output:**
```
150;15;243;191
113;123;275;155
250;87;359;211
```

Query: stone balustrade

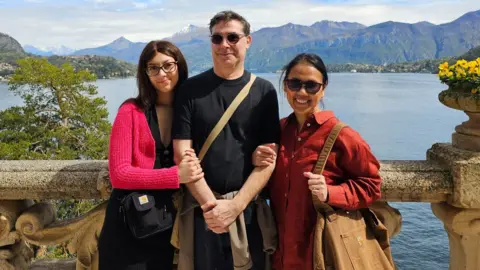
0;159;451;201
0;142;478;269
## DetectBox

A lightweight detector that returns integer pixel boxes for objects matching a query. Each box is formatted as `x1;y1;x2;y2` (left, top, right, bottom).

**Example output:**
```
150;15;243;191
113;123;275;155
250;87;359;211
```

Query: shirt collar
312;110;336;125
286;110;336;127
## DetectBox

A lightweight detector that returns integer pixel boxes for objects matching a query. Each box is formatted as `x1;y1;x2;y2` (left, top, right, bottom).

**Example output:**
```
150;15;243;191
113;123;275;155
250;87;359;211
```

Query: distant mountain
0;33;137;79
71;25;211;68
72;36;146;63
70;9;480;72
24;45;52;56
47;45;75;56
250;21;365;50
167;24;210;44
434;10;480;57
457;44;480;61
311;21;366;33
70;22;368;71
0;33;24;54
246;9;480;71
262;20;441;67
24;45;74;56
164;25;211;71
47;55;137;79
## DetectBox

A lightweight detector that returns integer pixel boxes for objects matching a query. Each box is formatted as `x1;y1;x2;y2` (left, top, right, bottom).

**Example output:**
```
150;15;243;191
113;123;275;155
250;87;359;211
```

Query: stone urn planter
439;87;480;151
437;58;480;152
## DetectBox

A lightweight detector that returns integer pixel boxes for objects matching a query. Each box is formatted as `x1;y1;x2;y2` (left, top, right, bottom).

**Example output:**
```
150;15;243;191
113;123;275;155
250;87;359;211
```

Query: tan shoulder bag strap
198;74;257;161
311;122;348;212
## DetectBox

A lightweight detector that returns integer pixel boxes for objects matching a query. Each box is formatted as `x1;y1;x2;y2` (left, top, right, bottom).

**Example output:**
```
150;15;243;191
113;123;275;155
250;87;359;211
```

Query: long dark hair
127;40;188;110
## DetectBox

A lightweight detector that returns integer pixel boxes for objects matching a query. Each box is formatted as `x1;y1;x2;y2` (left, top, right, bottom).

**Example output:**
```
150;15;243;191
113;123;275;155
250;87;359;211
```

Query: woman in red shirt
254;53;382;270
98;41;203;269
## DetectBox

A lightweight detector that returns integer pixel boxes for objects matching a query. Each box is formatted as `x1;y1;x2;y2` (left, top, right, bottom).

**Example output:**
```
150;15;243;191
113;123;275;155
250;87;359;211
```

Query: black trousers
98;189;175;270
193;203;265;270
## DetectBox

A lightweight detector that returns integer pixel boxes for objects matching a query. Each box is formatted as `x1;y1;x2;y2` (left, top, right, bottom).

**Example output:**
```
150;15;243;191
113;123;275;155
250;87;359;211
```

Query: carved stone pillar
431;203;480;269
453;112;480;152
428;143;480;270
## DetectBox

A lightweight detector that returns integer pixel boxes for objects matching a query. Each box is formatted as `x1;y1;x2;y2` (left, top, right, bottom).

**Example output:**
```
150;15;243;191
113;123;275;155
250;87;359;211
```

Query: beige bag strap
311;122;348;212
198;74;257;161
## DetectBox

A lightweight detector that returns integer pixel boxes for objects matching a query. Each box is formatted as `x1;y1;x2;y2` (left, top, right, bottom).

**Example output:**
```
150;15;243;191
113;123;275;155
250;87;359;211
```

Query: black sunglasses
210;33;246;45
284;78;324;94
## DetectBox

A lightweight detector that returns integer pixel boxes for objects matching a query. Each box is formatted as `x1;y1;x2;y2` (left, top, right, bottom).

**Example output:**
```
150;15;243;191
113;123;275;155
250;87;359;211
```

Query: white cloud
92;0;120;3
132;1;147;9
0;0;479;49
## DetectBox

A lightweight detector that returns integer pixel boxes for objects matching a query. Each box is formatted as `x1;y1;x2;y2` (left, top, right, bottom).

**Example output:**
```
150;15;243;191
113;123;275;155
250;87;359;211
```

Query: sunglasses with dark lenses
146;61;177;76
210;33;246;45
284;78;324;94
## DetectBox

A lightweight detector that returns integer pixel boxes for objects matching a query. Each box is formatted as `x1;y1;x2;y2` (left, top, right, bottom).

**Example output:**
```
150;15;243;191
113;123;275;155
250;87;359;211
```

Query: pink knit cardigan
108;102;179;190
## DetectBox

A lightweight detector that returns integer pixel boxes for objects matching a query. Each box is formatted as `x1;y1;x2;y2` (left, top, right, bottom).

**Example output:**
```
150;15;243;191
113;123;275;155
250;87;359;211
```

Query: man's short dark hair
209;10;251;36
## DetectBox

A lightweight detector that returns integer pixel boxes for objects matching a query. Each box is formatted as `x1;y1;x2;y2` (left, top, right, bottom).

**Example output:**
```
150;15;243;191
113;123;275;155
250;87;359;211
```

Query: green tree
0;57;111;159
0;58;110;259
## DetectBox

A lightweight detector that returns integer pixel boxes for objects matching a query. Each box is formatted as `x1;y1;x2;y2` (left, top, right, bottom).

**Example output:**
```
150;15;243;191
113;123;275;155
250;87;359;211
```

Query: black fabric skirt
98;189;175;270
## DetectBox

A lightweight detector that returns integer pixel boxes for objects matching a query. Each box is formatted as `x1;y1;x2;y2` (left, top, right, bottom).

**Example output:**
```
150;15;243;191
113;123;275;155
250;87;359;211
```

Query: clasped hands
201;199;242;234
178;149;242;234
178;148;204;184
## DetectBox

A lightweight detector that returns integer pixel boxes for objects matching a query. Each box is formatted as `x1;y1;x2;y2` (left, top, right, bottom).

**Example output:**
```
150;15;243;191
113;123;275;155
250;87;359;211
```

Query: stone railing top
428;143;480;208
0;159;452;202
0;160;108;172
379;160;451;202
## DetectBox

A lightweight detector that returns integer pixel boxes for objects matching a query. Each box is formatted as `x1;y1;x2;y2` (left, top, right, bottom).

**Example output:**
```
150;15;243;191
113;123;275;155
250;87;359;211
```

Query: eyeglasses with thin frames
146;61;177;76
210;33;246;45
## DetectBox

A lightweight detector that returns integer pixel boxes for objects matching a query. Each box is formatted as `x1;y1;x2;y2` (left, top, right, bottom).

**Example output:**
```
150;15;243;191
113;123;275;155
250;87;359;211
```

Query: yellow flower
439;62;449;71
438;59;480;90
455;67;466;79
438;69;448;77
456;60;468;69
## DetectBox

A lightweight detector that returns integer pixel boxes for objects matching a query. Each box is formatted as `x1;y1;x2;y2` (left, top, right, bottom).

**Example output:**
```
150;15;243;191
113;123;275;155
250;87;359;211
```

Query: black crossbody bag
118;106;174;239
119;192;173;239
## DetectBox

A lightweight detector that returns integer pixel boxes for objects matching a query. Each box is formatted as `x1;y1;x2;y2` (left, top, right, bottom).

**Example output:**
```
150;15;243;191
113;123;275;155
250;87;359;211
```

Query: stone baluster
428;143;480;270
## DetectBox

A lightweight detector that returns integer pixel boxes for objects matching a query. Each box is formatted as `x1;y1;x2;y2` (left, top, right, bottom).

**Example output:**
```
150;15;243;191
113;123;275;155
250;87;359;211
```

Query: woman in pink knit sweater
98;40;203;269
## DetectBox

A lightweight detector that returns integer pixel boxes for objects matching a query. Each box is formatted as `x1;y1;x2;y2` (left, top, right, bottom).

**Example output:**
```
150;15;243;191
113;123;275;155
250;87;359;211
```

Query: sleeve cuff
326;185;348;208
171;134;192;140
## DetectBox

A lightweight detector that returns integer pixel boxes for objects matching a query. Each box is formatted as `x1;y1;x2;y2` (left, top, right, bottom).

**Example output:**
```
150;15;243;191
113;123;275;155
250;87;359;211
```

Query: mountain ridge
5;9;480;73
65;10;480;72
0;32;25;54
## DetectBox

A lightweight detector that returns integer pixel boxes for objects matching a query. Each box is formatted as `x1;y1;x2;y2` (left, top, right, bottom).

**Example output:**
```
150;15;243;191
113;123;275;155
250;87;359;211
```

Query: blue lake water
0;73;466;269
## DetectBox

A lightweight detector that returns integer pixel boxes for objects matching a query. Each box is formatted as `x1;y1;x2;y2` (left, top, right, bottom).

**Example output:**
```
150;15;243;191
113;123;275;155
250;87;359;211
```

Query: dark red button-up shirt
269;111;382;270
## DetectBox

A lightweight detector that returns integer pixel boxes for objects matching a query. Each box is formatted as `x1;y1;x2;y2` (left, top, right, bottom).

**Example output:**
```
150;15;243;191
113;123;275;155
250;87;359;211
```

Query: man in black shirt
173;10;280;270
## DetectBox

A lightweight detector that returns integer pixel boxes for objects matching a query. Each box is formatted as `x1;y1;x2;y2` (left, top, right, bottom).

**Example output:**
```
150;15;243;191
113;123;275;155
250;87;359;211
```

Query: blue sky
0;0;479;50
